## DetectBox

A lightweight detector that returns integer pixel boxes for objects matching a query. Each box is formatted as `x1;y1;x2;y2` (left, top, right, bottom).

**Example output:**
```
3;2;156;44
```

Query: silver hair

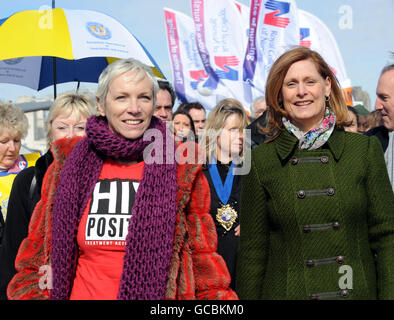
96;58;159;109
251;96;266;117
0;102;29;139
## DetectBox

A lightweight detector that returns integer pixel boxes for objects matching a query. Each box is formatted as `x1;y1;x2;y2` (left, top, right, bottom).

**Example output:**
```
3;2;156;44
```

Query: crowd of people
0;47;393;300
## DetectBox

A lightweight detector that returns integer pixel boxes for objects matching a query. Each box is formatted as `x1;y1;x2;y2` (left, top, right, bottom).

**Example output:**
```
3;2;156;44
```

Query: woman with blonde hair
199;98;249;290
237;47;394;300
7;58;237;300
0;92;96;300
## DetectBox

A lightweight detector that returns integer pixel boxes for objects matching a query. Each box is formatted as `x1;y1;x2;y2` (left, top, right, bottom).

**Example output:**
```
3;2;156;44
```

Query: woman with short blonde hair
8;58;237;300
45;92;97;148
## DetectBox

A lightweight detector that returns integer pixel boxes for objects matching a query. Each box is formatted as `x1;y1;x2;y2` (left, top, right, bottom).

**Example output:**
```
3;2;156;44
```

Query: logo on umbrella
3;58;24;65
86;22;112;40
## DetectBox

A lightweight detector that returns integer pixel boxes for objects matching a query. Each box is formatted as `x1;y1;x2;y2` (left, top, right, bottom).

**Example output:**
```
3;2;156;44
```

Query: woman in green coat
236;47;394;300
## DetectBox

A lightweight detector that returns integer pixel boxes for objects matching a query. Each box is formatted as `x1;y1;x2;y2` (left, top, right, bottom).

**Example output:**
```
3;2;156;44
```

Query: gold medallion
216;204;238;231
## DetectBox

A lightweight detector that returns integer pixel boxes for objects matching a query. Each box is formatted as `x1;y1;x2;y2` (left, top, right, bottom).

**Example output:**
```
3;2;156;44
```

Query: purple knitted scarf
50;115;178;300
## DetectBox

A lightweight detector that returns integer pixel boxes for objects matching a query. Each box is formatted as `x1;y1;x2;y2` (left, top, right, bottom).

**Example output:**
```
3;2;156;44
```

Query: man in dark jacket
247;111;268;149
365;64;394;190
153;80;176;124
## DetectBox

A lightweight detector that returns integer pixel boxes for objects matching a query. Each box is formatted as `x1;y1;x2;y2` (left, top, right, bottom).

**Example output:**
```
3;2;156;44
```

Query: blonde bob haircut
200;98;250;163
262;47;348;140
46;92;97;148
96;58;159;110
0;102;29;139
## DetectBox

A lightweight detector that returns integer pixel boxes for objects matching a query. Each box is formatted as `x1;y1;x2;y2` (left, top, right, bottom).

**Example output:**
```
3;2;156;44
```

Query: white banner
164;8;218;111
0;57;41;90
191;0;253;110
234;0;251;41
243;0;299;100
298;9;350;89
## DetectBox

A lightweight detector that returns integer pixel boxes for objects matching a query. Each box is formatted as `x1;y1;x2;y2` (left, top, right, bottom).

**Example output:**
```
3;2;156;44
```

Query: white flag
234;0;250;41
243;0;300;100
298;9;351;91
164;8;217;111
191;0;252;110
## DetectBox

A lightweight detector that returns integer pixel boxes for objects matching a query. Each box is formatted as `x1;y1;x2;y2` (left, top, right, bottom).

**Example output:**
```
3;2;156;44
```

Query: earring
325;95;331;102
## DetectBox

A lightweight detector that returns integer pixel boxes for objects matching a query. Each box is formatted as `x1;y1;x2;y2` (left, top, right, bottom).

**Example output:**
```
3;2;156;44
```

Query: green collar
275;127;346;163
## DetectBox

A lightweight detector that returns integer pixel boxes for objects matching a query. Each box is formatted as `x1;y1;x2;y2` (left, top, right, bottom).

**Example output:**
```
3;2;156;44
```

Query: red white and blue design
164;8;217;110
191;0;253;109
298;9;351;89
264;0;291;28
243;0;299;100
299;28;311;47
163;0;350;112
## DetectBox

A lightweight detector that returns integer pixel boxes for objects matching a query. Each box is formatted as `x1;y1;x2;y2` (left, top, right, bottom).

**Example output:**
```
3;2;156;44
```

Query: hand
214;56;239;69
215;66;238;81
235;225;240;237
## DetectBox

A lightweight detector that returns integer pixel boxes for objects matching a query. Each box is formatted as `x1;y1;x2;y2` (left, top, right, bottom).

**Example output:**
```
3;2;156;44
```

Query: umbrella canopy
0;8;164;92
0;56;112;91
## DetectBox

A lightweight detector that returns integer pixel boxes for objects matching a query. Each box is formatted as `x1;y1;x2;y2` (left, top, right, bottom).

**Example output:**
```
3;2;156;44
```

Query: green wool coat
236;128;394;300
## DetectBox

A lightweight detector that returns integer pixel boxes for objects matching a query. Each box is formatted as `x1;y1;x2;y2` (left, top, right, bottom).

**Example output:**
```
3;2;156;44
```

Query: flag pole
52;0;57;99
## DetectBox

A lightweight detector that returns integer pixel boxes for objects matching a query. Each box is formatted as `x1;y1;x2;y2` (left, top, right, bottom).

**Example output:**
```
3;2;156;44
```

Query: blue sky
1;0;393;109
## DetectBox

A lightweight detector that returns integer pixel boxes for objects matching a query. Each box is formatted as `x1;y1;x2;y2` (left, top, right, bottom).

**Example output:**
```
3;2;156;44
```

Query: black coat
365;125;389;152
247;111;268;149
0;150;53;300
203;161;241;290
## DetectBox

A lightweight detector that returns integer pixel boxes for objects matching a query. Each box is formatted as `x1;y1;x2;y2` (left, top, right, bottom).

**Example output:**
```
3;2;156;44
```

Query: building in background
352;86;371;111
16;95;52;154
